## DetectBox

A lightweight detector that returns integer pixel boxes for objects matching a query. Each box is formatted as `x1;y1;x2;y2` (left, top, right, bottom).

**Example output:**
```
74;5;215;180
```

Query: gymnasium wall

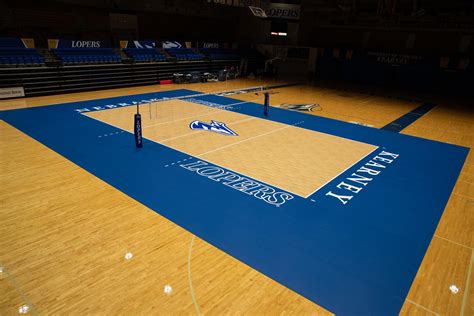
0;0;240;47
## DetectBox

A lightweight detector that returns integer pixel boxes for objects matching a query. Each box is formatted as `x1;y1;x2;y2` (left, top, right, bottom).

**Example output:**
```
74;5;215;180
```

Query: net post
134;102;143;148
264;91;269;116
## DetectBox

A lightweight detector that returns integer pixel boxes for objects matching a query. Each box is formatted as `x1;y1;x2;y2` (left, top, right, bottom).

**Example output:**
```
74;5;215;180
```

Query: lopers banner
120;40;156;49
195;42;222;49
48;39;111;49
0;37;35;48
266;3;300;20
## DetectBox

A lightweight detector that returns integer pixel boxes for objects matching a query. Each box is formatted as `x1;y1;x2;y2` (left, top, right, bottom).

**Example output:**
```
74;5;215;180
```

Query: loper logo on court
189;120;238;136
279;103;320;112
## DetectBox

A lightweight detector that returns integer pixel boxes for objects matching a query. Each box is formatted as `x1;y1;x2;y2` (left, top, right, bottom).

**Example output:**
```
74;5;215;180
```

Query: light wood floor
1;78;473;315
86;100;376;197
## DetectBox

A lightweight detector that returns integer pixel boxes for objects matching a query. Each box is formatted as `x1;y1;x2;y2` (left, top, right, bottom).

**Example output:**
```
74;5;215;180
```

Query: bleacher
165;48;204;61
52;48;121;65
123;48;167;63
201;48;241;60
0;38;261;97
0;48;45;66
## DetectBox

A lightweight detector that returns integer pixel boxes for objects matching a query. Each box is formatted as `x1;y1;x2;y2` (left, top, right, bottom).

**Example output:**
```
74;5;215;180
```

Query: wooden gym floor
0;78;472;315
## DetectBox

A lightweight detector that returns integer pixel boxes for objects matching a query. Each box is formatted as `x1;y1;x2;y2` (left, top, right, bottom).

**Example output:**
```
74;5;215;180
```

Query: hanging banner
162;41;185;49
266;3;300;20
48;39;111;49
120;40;156;49
249;6;267;18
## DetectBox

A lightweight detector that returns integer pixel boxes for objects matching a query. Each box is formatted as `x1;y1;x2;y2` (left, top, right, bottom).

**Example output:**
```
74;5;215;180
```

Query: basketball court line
0;262;38;316
434;235;473;250
1;87;468;314
405;299;439;315
187;235;202;316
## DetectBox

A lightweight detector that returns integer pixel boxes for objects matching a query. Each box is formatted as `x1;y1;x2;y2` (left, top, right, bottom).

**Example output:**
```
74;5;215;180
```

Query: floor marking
0;262;38;316
434;235;473;250
405;299;439;315
97;130;124;138
197;122;300;157
84;111;350;199
453;192;474;201
187;235;202;316
381;103;437;133
304;145;379;198
159;117;256;144
460;250;474;316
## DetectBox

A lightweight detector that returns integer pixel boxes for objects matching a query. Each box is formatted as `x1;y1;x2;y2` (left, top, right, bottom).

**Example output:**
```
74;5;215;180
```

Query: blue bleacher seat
0;48;45;66
164;48;204;61
51;48;121;65
123;48;167;63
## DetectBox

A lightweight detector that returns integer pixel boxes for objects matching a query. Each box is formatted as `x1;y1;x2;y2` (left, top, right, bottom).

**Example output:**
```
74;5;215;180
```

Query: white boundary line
434;235;473;250
197;123;297;157
187;235;201;316
84;114;306;198
405;299;439;315
303;145;379;198
85;97;378;199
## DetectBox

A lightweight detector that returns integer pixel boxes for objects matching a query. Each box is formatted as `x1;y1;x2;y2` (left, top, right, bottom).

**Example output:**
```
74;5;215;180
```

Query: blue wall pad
0;90;468;315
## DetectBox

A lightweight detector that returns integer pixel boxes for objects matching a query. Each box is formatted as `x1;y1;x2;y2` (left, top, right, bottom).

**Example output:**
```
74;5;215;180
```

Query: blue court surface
0;89;469;315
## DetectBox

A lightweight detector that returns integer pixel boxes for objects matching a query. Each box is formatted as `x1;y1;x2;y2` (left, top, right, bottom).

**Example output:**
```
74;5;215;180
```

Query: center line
197;123;295;157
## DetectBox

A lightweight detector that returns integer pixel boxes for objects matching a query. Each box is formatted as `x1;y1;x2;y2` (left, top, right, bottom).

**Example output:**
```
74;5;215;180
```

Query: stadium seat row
0;48;45;66
0;56;45;65
165;48;205;61
123;49;167;62
51;48;121;65
58;55;120;64
131;54;167;62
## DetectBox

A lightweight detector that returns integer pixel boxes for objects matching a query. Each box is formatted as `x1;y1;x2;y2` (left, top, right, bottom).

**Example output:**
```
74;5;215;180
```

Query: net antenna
149;100;152;120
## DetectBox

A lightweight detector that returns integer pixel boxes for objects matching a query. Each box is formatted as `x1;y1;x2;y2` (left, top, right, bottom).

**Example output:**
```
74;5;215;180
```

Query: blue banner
0;37;30;48
162;41;185;49
121;40;156;49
